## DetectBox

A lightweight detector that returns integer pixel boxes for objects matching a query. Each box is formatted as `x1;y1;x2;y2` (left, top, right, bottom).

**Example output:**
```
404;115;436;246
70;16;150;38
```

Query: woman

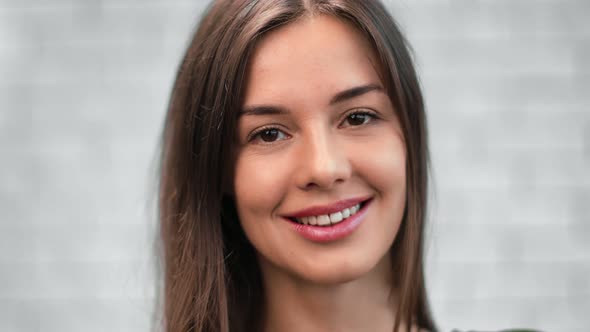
158;0;435;331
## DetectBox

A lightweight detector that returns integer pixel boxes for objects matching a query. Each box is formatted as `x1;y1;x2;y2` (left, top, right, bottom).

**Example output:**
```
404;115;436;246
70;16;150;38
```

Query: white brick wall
1;0;588;331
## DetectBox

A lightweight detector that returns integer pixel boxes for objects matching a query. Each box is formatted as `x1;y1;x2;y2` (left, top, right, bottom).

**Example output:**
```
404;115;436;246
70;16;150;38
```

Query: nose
295;128;352;191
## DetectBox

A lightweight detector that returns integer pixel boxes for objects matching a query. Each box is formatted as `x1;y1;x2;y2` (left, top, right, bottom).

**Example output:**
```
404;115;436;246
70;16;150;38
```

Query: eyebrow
239;83;383;117
329;83;383;105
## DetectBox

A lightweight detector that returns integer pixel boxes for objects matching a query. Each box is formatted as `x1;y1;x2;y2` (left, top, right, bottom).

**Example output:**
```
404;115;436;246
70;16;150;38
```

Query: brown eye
346;112;372;126
260;128;280;142
250;127;288;143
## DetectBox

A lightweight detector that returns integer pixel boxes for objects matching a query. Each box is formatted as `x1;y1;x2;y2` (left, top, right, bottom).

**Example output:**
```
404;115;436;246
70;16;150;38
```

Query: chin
293;252;383;286
300;269;365;285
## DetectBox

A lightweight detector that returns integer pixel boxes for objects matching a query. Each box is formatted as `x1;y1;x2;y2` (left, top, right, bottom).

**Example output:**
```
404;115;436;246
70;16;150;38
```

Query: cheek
352;130;406;194
233;153;289;220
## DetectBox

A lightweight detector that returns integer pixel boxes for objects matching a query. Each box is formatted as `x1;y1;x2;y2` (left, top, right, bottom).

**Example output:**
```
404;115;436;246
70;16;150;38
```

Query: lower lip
285;199;371;243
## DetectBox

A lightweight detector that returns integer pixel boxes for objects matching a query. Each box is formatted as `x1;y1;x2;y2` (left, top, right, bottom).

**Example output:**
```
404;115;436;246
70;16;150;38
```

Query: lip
283;196;372;218
284;198;372;243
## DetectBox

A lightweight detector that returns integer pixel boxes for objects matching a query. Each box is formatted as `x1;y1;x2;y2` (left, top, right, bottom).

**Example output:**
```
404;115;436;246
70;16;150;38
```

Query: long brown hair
157;1;436;331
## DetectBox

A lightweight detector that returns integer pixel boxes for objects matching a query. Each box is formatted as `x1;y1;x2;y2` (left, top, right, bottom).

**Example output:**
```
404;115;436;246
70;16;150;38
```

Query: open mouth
287;199;371;227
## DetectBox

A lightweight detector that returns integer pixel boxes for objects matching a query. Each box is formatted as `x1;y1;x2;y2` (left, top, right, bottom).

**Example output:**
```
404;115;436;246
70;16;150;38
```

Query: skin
233;14;412;332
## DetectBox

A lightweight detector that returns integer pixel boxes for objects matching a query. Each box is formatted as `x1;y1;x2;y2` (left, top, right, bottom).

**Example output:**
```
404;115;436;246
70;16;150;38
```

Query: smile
284;198;372;243
284;196;371;227
292;202;362;226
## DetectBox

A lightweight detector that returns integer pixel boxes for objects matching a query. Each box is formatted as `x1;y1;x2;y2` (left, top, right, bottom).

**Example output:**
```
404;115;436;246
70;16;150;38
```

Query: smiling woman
158;1;433;332
234;10;408;314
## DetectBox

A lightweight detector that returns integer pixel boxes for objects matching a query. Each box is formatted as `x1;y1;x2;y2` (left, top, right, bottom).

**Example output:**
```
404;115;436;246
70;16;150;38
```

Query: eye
341;110;378;127
249;127;289;143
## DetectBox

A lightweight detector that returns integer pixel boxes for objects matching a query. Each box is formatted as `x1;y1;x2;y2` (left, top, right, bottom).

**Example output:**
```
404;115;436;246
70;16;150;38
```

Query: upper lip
283;196;371;218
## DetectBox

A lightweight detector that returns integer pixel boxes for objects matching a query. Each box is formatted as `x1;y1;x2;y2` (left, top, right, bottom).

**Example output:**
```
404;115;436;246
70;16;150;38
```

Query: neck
259;255;400;332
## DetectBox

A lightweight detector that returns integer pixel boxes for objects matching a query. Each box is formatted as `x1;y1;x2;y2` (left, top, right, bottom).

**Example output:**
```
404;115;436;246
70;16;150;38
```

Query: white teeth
308;216;317;225
317;215;331;226
329;211;343;224
342;208;350;218
295;202;363;226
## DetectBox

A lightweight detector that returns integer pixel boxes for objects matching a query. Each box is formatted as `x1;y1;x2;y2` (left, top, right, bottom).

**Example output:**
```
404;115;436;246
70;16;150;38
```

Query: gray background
1;0;588;331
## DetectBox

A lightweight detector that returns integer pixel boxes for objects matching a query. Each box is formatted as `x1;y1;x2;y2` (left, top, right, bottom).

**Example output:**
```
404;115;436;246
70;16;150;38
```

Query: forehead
243;15;383;106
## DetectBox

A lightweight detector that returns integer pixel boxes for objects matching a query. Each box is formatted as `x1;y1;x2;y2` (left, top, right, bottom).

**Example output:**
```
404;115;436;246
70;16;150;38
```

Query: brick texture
1;0;588;331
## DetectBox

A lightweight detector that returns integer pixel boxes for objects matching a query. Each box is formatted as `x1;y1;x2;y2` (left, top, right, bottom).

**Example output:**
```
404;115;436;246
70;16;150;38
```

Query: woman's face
233;15;406;284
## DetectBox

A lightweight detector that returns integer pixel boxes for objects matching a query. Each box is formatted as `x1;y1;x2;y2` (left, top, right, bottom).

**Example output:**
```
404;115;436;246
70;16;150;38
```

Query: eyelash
247;125;288;143
247;109;379;144
342;109;379;127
